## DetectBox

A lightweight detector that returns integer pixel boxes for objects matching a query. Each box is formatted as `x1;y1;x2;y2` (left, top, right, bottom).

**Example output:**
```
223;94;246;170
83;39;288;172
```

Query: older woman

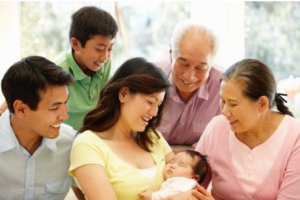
196;59;300;200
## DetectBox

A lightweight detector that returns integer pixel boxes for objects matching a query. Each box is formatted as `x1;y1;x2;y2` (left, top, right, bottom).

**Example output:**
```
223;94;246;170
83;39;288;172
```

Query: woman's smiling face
219;80;262;134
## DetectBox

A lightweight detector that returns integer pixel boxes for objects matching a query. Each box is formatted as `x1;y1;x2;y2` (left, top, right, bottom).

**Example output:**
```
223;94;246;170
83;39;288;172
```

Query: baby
139;150;208;200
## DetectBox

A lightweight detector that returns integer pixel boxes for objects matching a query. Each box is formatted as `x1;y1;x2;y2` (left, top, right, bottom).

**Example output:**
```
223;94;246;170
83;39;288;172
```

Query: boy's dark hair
70;6;118;48
1;56;73;113
185;150;208;184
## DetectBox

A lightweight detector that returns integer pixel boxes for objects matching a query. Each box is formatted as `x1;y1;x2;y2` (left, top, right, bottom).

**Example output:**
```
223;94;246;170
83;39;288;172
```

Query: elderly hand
191;184;215;200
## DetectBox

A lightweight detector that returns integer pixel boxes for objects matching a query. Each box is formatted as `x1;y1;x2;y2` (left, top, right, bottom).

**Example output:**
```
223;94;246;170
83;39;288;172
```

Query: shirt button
27;186;31;190
182;122;184;125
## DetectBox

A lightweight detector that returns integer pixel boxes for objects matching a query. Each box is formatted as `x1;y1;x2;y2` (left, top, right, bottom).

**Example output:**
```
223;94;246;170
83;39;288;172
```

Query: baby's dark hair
185;150;208;184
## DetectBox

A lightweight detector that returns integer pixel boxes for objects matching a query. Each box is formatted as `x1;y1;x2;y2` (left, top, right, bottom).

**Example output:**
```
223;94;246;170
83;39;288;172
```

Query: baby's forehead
175;151;191;158
172;152;193;162
176;152;202;164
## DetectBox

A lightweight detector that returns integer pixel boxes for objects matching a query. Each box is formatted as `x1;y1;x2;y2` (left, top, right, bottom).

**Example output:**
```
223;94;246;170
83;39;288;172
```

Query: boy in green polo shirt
55;6;118;130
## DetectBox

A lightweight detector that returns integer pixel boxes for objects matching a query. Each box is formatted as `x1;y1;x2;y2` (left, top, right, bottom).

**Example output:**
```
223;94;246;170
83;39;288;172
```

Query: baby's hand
138;189;154;200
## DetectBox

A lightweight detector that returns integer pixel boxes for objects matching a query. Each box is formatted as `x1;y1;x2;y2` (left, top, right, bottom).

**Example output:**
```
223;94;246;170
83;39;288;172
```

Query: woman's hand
191;184;215;200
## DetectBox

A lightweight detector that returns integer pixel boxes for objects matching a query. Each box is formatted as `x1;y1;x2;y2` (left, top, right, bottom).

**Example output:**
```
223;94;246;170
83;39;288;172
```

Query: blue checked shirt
0;111;76;200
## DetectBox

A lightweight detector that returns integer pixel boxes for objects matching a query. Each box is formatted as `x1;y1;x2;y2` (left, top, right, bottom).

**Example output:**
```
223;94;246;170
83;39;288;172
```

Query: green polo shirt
55;50;111;130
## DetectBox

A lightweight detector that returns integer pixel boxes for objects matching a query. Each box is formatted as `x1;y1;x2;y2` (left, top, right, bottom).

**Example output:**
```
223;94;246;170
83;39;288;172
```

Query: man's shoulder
0;112;14;153
57;123;77;142
154;59;171;75
205;65;223;92
210;65;224;80
0;111;11;136
55;50;71;71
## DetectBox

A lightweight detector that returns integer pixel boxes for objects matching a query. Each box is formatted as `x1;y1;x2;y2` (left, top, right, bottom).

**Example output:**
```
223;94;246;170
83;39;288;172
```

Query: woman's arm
74;164;117;200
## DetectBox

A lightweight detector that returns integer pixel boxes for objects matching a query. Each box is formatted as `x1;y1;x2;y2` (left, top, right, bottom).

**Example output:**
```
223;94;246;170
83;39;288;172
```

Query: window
20;1;190;72
245;2;300;118
1;2;299;118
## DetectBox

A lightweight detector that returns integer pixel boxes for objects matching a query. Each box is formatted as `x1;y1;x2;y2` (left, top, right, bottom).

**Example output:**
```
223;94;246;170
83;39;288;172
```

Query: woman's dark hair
221;59;293;117
79;57;171;151
185;150;208;184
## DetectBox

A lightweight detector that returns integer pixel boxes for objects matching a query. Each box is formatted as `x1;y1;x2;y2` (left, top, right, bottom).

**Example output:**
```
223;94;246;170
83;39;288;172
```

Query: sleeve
195;119;215;189
69;133;106;177
152;178;197;200
156;130;172;156
277;130;300;200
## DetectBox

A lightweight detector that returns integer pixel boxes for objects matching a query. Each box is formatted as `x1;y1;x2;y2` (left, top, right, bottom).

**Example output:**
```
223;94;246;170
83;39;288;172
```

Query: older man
157;20;223;147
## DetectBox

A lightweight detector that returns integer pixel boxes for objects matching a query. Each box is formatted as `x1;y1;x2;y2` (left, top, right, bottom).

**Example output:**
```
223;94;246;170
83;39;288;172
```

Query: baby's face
163;152;196;180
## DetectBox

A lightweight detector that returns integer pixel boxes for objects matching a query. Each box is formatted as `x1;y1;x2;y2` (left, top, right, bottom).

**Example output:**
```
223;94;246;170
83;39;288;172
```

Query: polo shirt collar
66;49;88;81
0;111;58;153
167;73;209;101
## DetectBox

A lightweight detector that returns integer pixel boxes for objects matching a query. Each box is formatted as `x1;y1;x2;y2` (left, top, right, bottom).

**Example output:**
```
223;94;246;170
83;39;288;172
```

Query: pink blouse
196;115;300;200
229;115;288;194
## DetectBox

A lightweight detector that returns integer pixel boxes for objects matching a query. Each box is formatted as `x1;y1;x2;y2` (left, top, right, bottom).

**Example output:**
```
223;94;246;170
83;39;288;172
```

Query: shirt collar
66;49;89;81
0;111;58;153
42;137;58;152
0;111;18;152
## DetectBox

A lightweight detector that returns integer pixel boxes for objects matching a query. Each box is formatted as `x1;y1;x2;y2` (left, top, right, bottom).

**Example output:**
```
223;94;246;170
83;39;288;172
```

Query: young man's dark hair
69;6;118;48
0;56;79;200
1;56;73;113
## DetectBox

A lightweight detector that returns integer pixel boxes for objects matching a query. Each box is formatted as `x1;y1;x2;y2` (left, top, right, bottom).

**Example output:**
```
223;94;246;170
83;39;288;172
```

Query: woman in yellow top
69;57;208;200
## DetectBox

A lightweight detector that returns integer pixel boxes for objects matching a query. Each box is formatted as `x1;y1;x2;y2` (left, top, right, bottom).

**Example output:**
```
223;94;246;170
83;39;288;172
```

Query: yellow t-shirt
69;130;172;200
